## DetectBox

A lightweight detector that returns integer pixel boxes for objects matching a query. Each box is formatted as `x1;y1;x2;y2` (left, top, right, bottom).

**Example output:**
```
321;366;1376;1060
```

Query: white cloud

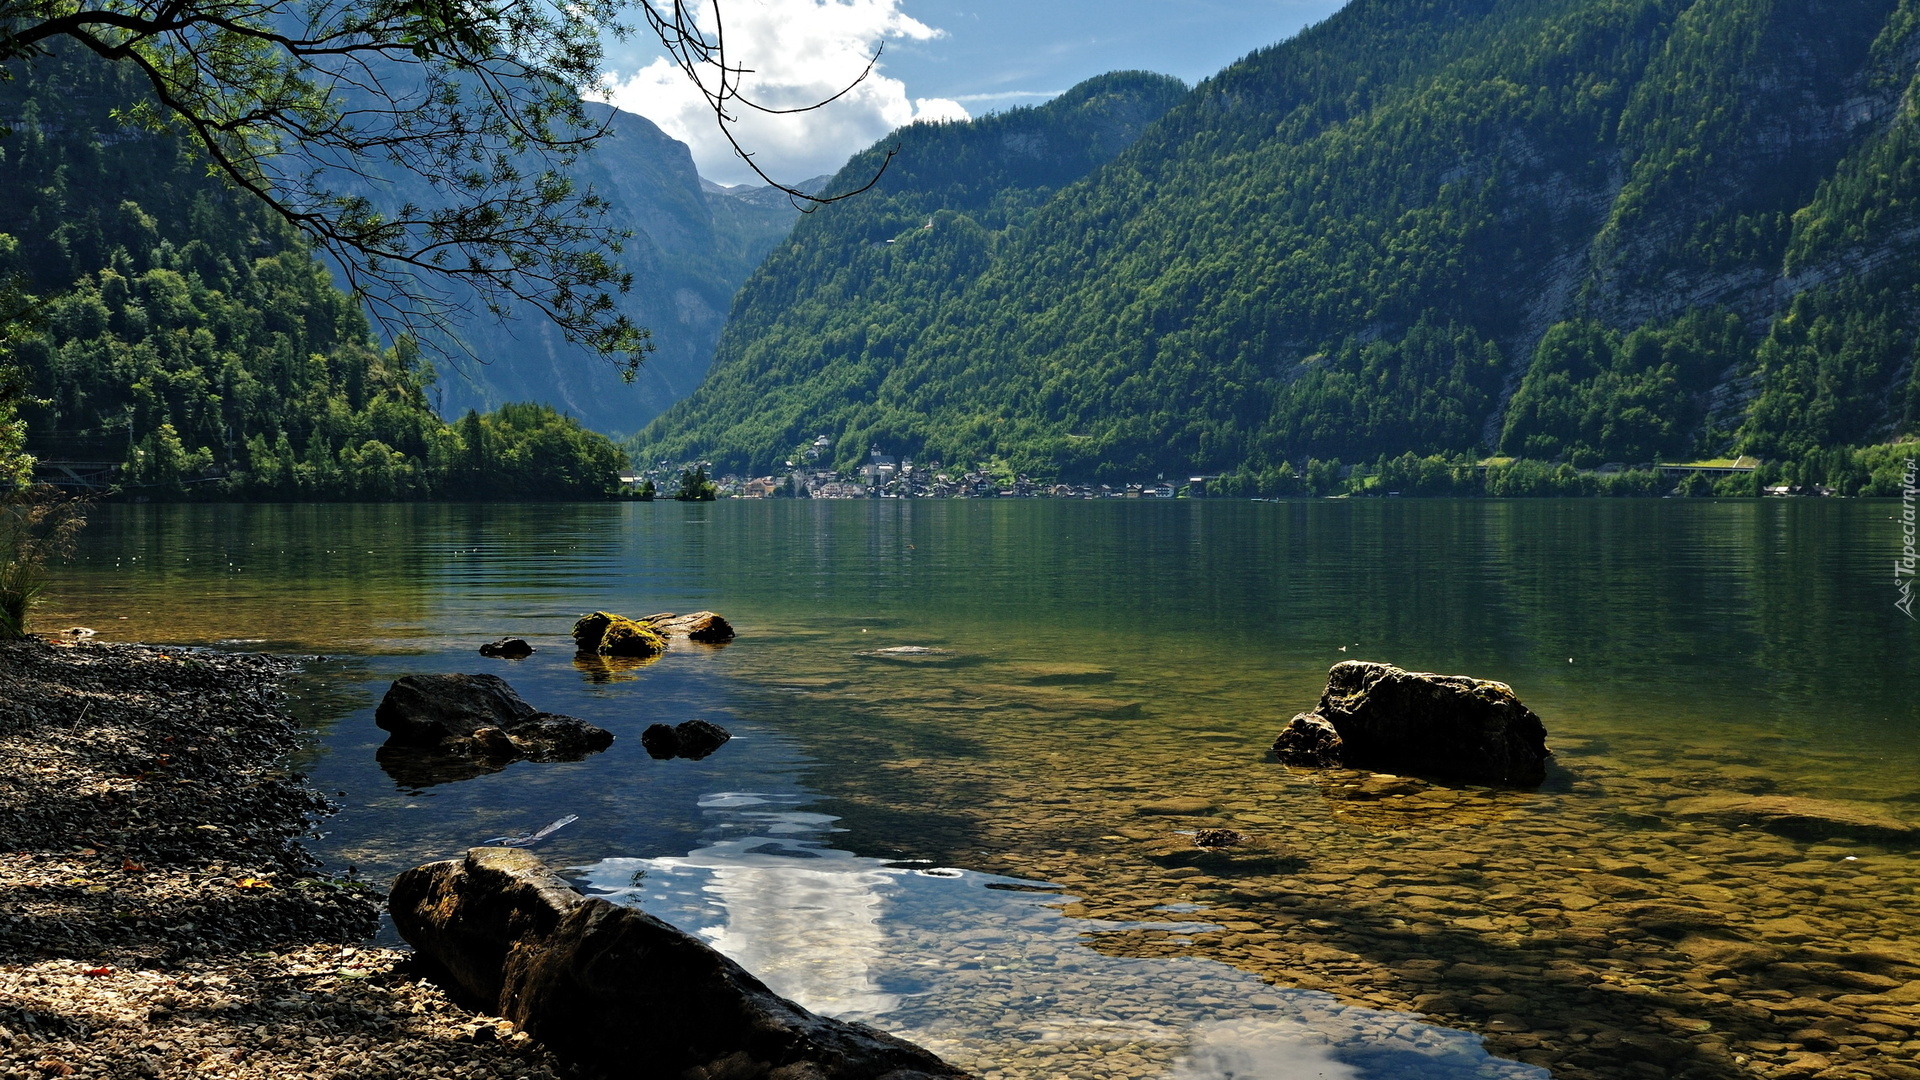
599;0;970;185
950;89;1069;103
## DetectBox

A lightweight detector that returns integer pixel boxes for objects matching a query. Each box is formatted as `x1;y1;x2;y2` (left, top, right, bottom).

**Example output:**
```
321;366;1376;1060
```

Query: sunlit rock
1276;662;1550;786
642;610;737;643
1270;712;1344;767
570;610;668;657
373;674;612;785
389;847;968;1080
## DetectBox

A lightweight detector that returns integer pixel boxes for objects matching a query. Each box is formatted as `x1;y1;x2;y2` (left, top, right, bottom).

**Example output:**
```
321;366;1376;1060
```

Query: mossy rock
571;611;668;657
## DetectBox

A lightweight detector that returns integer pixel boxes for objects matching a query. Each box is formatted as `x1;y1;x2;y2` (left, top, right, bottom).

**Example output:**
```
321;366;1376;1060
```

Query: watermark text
1899;458;1916;619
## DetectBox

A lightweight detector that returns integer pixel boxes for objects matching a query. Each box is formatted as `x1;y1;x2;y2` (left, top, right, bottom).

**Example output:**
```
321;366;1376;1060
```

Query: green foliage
636;0;1920;484
0;361;26;491
1501;310;1746;465
1785;0;1920;272
635;477;656;501
673;465;716;501
223;402;622;501
0;46;626;501
1738;282;1916;461
1274;320;1505;462
0;237;39;491
127;422;213;496
0;485;84;639
0;0;645;361
1858;441;1920;496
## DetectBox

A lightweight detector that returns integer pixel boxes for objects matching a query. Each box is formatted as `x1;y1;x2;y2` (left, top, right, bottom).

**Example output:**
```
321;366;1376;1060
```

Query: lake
42;499;1920;1079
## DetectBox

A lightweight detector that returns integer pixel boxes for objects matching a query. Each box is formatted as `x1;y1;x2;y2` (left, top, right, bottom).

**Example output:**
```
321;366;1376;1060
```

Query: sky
597;0;1348;185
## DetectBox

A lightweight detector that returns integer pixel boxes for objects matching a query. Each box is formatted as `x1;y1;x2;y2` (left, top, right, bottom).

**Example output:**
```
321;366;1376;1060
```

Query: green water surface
40;499;1920;1080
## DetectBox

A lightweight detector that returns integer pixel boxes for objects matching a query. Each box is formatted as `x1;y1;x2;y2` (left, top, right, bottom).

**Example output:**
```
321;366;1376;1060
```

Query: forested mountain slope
0;45;624;499
635;0;1920;485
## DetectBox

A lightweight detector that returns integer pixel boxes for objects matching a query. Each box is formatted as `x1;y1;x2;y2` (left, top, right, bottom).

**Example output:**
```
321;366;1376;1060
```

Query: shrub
0;486;85;640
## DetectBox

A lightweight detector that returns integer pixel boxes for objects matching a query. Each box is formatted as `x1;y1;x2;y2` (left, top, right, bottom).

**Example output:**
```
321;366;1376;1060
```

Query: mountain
0;43;626;500
633;0;1920;485
425;105;803;437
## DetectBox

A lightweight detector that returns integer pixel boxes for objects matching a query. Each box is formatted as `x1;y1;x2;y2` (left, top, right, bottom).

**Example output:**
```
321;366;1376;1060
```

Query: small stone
479;638;534;659
641;720;732;761
1270;712;1344;767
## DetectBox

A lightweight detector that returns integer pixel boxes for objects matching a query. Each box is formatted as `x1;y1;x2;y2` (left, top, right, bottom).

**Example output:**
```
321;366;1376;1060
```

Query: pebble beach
0;640;575;1080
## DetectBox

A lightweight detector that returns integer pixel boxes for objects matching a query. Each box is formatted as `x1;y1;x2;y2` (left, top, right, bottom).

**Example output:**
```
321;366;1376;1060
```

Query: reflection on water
40;500;1920;1079
576;793;1545;1080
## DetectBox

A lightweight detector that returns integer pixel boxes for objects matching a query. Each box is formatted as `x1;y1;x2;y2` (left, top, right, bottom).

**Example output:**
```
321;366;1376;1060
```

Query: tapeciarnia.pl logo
1899;458;1917;619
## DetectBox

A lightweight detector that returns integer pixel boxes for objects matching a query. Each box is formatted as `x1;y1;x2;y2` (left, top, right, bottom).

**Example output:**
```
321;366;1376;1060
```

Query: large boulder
391;848;968;1080
374;674;612;769
643;611;737;644
572;611;669;657
1275;662;1550;786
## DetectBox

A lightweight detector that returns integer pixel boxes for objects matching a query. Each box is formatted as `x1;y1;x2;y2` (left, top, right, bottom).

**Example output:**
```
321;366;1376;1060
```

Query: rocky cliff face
429;106;801;437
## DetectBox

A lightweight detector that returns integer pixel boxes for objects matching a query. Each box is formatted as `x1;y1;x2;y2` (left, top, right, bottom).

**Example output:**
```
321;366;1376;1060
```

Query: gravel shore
0;640;576;1079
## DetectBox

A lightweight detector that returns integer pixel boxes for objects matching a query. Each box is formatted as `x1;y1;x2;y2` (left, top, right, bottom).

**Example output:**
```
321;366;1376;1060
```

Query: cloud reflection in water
573;793;1545;1080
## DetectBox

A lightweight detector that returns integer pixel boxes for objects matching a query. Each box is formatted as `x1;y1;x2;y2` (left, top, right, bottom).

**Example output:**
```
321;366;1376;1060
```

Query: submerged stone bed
754;652;1920;1080
0;641;577;1080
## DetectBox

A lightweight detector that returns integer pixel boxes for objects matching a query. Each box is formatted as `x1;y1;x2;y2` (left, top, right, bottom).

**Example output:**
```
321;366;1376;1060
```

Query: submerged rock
570;611;668;657
389;848;968;1080
1141;830;1304;876
478;637;534;659
1277;661;1550;786
641;611;736;643
1192;828;1245;848
1666;794;1920;844
640;719;732;761
373;674;612;780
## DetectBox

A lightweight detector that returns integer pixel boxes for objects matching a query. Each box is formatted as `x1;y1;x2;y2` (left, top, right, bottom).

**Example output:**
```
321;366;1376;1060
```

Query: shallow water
576;794;1544;1080
41;499;1920;1079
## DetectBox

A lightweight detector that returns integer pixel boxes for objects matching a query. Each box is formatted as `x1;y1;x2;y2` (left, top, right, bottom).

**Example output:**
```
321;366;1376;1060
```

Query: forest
0;45;626;500
632;0;1920;495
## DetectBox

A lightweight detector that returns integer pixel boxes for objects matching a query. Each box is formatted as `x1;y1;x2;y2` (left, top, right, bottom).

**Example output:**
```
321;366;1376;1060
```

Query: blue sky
863;0;1345;105
599;0;1347;184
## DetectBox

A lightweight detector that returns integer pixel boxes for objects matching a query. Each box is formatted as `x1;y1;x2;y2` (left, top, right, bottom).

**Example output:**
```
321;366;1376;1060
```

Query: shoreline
0;639;574;1079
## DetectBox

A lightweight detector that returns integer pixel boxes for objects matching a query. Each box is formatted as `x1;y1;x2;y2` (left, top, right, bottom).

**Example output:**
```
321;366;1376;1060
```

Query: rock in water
571;611;668;657
1666;794;1920;844
1281;661;1550;785
374;674;612;770
639;723;680;759
390;848;969;1080
376;673;541;745
673;718;732;759
479;637;534;659
1270;712;1345;767
640;719;733;760
642;611;737;643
